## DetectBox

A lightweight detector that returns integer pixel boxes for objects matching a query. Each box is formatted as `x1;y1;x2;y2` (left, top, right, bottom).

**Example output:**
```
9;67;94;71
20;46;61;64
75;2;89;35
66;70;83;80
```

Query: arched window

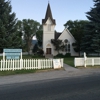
65;43;70;53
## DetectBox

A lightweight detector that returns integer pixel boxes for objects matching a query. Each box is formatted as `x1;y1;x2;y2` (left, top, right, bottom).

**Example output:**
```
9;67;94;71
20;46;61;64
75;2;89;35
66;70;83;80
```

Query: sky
11;0;94;32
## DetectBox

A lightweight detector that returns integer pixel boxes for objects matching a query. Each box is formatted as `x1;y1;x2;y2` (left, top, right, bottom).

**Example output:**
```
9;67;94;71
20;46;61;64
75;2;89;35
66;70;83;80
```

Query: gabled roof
55;31;62;40
42;3;56;25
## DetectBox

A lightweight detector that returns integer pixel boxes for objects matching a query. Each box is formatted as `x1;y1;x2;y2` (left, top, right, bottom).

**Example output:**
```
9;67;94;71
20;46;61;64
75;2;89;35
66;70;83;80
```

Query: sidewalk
63;63;79;71
0;64;100;85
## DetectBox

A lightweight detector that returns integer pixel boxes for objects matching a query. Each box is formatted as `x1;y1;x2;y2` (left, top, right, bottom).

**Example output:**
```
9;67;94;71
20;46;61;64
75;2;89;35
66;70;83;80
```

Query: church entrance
46;48;51;54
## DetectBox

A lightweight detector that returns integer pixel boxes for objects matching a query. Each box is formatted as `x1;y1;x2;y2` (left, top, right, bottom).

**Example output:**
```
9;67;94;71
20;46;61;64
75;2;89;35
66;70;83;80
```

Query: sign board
3;49;22;60
53;59;61;69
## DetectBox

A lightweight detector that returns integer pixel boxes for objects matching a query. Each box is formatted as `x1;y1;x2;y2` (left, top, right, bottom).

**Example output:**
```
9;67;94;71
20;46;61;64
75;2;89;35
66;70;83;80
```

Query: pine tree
0;0;22;52
81;0;100;55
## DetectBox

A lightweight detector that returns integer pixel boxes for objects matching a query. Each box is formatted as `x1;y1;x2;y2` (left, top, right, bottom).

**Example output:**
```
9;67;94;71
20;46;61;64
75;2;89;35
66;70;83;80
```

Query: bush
55;53;71;58
64;53;71;57
55;53;65;58
37;48;44;56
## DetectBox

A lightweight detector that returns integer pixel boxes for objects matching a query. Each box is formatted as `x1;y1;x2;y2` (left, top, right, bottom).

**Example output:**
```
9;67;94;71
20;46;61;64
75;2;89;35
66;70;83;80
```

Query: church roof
55;31;62;40
42;3;56;25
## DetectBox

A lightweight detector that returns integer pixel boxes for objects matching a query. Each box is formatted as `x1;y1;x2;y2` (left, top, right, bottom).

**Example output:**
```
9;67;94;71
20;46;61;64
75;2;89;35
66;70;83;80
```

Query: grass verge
0;68;55;76
0;69;37;76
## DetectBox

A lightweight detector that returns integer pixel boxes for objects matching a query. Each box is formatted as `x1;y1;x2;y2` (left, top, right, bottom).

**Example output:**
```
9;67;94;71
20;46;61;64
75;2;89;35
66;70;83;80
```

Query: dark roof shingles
55;31;62;40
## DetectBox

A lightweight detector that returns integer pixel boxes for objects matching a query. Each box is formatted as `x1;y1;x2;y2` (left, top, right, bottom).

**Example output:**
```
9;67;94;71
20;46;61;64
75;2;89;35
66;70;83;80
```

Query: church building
42;3;78;56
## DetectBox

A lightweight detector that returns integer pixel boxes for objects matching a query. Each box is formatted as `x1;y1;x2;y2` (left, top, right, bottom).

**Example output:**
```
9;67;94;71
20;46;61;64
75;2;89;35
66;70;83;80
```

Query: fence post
38;59;41;69
1;60;2;71
92;58;94;66
3;60;5;71
74;58;76;67
60;58;63;67
84;60;86;67
20;59;23;70
13;60;15;71
84;52;87;67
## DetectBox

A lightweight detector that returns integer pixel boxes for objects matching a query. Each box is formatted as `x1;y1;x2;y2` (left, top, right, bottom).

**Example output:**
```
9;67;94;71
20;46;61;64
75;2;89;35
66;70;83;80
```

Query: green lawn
0;56;3;60
64;57;75;67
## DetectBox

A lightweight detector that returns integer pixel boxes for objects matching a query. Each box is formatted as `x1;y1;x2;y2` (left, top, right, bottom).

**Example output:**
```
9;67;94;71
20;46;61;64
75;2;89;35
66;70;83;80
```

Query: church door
46;48;51;54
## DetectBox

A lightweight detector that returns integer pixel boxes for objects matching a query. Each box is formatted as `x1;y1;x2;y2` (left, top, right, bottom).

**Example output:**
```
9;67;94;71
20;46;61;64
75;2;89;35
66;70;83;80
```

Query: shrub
64;53;71;57
55;53;65;58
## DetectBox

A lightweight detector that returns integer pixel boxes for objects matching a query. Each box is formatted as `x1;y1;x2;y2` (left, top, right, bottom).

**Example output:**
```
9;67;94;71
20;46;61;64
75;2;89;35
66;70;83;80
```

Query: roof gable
58;28;76;41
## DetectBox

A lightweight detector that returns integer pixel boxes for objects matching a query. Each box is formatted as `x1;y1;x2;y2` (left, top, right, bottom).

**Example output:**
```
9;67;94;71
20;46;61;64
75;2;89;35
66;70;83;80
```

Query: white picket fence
74;57;100;67
74;58;84;67
0;59;63;71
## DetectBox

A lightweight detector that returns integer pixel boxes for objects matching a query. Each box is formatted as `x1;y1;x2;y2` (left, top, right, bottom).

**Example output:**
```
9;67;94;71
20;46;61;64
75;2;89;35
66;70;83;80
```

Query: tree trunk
27;39;32;55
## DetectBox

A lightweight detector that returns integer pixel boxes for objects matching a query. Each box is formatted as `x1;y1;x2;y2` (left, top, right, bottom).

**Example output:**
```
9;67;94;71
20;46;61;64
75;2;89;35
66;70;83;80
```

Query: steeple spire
42;3;56;25
45;3;53;20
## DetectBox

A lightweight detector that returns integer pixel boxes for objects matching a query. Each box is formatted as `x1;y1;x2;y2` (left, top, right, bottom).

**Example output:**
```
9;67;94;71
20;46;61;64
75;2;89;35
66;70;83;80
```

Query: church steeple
42;3;56;25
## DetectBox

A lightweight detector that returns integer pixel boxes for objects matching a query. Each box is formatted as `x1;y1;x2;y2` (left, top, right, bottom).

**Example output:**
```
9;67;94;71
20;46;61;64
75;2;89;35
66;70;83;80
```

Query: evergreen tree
0;0;22;52
81;0;100;55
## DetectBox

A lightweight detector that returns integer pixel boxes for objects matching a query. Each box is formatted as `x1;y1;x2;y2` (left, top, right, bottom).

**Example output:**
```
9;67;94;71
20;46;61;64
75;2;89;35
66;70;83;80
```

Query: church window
68;44;70;52
65;43;70;53
64;39;68;43
65;44;67;51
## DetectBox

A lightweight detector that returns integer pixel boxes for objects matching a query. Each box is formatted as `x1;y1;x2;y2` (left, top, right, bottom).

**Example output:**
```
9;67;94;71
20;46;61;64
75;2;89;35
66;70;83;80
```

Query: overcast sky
11;0;94;32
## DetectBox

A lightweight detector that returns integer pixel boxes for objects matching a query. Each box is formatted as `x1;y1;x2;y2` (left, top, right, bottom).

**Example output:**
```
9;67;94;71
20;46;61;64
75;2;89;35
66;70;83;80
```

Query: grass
0;68;55;76
64;57;75;67
23;55;45;59
0;69;37;76
0;56;3;60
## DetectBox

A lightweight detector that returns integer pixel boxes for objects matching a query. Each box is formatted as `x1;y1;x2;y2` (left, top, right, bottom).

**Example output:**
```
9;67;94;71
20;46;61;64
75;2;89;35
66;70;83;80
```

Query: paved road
0;74;100;100
0;64;100;85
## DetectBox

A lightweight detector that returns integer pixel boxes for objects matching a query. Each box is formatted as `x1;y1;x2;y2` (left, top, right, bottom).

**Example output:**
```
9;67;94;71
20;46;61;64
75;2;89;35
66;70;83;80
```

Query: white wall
43;18;55;55
58;28;79;56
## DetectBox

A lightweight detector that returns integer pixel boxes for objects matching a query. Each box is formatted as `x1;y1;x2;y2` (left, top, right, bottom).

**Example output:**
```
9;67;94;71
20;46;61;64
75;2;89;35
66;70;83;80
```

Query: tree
0;0;22;52
36;25;43;47
81;0;100;56
16;19;40;54
51;39;65;53
64;20;89;56
32;43;38;54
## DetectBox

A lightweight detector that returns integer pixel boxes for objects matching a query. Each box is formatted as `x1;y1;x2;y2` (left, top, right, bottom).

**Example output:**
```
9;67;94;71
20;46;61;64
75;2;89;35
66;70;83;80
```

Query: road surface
0;74;100;100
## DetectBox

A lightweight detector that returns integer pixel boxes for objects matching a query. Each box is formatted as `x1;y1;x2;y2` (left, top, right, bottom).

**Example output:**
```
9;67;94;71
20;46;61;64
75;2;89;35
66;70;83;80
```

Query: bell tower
42;3;56;55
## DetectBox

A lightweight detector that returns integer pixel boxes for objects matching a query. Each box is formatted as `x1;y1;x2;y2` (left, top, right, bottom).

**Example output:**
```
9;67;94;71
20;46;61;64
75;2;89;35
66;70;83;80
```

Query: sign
3;49;22;60
4;49;22;52
53;59;61;69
